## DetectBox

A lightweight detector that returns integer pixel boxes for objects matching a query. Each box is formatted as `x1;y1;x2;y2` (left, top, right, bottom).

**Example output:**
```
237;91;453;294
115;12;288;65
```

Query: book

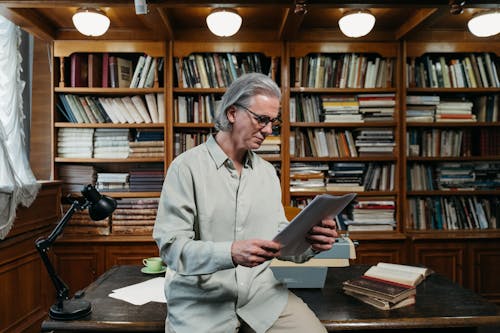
109;56;118;88
129;55;146;88
117;57;133;88
70;53;88;87
342;276;416;303
344;290;416;310
363;262;433;287
87;53;102;88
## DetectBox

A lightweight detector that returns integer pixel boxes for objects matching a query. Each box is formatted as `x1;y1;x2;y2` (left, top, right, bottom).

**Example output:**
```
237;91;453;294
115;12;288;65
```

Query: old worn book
342;276;416;303
364;262;433;287
344;290;416;310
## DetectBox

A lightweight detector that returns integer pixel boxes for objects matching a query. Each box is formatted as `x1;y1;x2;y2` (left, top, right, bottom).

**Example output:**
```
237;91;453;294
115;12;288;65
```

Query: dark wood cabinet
0;182;61;333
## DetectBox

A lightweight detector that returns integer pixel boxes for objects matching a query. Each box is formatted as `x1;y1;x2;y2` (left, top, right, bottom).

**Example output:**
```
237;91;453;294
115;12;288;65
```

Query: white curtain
0;16;40;239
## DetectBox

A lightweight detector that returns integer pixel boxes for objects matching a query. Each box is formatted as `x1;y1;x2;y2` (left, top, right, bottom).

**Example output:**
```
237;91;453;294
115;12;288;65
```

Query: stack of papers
108;276;166;305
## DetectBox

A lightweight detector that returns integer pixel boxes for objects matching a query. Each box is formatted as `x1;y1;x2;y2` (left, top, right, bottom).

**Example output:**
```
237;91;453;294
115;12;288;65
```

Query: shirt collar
206;135;255;170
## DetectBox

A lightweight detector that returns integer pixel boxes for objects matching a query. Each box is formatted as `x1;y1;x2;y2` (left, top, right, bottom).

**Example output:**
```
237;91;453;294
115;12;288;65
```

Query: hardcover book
342;276;416;303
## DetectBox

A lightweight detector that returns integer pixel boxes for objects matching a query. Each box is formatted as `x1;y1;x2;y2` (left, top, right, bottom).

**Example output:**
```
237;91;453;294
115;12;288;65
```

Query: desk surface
41;265;500;332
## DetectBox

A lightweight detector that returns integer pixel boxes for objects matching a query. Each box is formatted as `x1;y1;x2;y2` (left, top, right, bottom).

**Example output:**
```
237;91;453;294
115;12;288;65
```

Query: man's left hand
306;218;338;253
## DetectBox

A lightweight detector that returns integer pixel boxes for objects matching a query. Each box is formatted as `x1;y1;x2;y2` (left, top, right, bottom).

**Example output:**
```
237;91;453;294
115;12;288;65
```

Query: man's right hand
231;239;281;267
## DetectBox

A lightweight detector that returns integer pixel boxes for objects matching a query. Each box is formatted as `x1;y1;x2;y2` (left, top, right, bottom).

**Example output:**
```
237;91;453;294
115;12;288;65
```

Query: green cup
142;257;163;272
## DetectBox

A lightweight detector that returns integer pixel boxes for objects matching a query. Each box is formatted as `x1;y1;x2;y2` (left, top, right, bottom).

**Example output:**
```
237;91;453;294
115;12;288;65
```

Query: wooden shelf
406;156;500;161
55;157;164;163
291;121;397;128
290;156;396;162
406;122;500;128
290;191;397;197
54;87;164;94
55;122;165;128
407;190;499;196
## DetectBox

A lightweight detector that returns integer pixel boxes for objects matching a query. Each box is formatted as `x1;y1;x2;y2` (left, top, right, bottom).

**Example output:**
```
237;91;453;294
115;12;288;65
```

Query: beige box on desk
270;236;356;288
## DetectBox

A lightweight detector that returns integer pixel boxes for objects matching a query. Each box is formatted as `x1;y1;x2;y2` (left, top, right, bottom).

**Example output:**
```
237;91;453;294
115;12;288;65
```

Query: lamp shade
72;8;110;37
81;184;117;221
338;10;376;38
467;10;500;37
206;8;242;37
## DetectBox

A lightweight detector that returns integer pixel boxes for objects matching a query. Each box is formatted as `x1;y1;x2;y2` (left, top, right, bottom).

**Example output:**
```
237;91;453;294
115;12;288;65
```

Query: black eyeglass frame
234;103;282;129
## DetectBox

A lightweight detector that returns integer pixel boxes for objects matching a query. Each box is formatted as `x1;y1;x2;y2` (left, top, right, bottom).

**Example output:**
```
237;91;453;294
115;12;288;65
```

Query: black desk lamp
35;184;117;320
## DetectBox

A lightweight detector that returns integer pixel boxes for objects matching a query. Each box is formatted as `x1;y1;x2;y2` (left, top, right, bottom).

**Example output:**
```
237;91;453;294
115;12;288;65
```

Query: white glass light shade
206;8;242;37
338;10;376;38
467;10;500;37
72;8;110;37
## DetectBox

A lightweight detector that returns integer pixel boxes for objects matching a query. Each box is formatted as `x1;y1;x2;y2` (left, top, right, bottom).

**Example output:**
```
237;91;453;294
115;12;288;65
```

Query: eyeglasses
234;103;282;129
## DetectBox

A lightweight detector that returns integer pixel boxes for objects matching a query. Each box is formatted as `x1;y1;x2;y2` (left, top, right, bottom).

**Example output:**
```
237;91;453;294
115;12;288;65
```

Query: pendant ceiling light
72;8;110;37
467;9;500;37
338;9;376;38
206;8;242;37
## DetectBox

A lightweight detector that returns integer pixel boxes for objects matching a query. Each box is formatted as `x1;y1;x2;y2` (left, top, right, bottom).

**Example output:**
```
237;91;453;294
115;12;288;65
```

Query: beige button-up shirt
154;135;312;333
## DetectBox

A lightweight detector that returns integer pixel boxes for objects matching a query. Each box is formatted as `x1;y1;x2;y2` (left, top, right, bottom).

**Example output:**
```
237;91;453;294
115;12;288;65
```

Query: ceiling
0;1;498;42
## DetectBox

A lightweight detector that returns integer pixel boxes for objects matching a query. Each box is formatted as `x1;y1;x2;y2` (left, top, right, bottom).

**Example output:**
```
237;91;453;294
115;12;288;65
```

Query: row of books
173;131;211;157
290;93;395;123
95;169;164;193
61;197;160;236
57;128;164;159
409;196;499;230
289;162;394;193
58;93;164;124
174;53;274;89
406;128;470;157
174;94;221;123
348;200;396;231
408;162;500;191
406;127;499;157
129;55;163;88
343;262;432;310
292;53;396;88
111;197;160;235
290;128;395;158
406;95;499;123
69;52;163;89
406;53;499;88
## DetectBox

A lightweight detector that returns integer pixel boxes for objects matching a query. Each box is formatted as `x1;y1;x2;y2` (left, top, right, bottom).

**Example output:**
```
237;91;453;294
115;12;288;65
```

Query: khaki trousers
238;291;327;333
166;291;327;333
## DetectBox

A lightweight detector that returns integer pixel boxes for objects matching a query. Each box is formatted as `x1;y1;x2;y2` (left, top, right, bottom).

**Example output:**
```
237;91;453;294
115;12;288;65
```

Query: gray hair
214;72;281;131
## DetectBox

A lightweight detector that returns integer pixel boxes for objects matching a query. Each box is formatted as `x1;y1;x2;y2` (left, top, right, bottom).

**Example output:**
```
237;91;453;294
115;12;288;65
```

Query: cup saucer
141;266;167;274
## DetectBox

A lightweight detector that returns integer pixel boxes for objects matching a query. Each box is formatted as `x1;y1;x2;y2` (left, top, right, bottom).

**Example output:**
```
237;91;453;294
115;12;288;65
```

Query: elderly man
154;72;336;333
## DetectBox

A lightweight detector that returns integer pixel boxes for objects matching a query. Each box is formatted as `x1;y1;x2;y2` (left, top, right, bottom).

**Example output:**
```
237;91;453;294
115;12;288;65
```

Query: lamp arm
35;200;89;303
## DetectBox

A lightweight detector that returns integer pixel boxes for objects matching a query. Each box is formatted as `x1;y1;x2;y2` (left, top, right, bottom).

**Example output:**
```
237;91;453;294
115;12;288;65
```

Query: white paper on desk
108;276;166;305
273;193;356;256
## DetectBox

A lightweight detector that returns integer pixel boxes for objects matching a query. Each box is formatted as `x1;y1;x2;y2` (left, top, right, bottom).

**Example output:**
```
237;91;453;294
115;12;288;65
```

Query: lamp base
49;298;91;320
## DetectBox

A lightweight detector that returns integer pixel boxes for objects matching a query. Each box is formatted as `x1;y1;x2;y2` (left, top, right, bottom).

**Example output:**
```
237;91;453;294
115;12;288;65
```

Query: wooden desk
41;265;500;332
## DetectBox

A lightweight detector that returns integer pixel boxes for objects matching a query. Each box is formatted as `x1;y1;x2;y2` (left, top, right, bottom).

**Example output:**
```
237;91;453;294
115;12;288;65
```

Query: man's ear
227;105;237;124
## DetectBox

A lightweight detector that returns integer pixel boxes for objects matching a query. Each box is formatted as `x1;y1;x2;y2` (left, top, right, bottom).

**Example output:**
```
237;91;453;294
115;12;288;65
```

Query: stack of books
254;135;281;159
111;197;159;235
357;93;395;122
289;163;328;192
343;262;432;310
93;128;130;159
62;203;110;236
348;200;396;231
435;99;475;122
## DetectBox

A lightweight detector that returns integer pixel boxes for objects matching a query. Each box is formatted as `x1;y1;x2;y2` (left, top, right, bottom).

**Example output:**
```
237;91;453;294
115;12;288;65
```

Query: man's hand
306;218;338;253
231;239;281;267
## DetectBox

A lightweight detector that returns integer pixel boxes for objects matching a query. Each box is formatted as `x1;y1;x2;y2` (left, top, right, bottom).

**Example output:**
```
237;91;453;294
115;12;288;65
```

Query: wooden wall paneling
0;182;61;333
0;254;49;333
468;241;500;303
351;240;407;265
105;243;160;267
411;240;466;285
30;37;53;180
52;245;106;295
